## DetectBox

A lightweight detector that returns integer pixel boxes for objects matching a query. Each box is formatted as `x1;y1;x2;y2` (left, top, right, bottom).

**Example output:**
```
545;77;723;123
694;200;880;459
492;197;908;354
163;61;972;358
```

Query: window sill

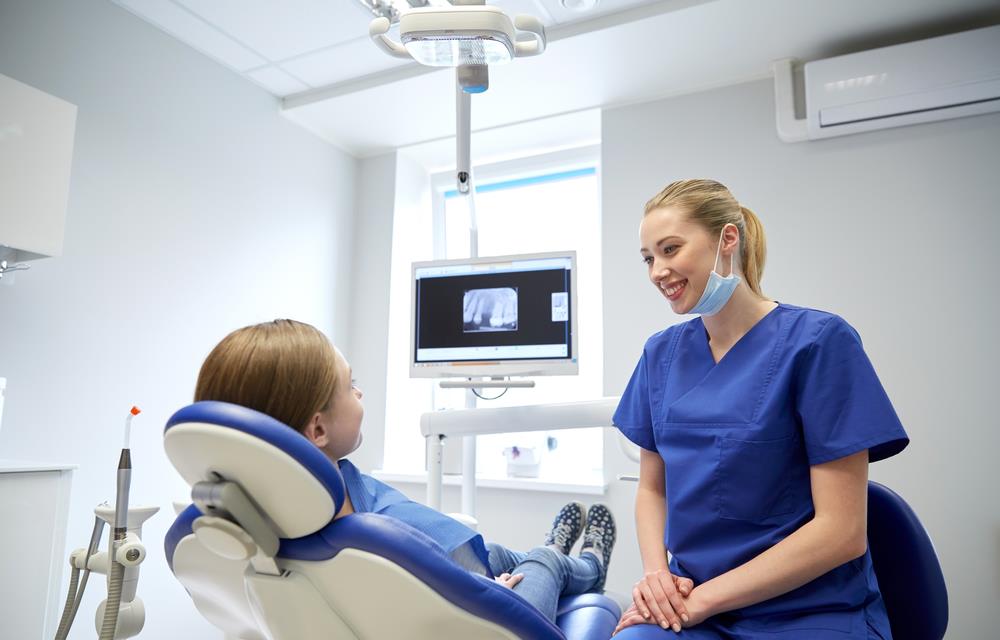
372;469;607;496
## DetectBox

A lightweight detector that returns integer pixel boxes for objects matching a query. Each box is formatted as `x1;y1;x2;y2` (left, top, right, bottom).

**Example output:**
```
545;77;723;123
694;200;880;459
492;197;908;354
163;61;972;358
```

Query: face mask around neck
687;227;741;316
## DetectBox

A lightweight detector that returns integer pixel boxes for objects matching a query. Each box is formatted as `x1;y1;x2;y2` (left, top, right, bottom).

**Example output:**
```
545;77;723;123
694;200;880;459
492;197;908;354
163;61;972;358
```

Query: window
382;147;603;486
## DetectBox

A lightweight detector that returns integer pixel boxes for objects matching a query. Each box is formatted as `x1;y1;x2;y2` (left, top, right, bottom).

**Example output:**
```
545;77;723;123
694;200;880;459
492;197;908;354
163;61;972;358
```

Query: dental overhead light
370;5;545;69
370;0;547;195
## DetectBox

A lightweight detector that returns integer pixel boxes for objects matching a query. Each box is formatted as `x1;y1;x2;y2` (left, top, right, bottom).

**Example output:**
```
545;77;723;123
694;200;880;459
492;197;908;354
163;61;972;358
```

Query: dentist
613;179;908;639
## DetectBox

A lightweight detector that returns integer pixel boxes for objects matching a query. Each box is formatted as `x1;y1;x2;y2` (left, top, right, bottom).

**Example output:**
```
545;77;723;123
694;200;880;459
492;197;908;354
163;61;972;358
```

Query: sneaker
580;503;616;572
543;501;587;555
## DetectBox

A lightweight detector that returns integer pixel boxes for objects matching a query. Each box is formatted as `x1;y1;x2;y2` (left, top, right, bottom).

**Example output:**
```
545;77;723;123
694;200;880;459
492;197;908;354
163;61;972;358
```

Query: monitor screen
410;251;578;378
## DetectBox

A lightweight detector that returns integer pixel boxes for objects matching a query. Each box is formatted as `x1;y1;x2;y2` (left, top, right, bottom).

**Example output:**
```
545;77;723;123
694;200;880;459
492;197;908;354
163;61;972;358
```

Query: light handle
514;15;546;57
369;17;411;59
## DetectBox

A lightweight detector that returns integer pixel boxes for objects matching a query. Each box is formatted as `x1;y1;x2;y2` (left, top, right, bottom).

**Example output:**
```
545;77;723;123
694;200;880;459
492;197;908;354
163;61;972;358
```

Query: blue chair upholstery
163;401;620;640
604;481;949;640
867;481;948;640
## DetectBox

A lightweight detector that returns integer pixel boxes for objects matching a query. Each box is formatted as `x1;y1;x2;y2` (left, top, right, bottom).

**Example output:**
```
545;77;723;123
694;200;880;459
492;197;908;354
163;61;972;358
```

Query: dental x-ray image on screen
463;287;518;332
410;251;578;377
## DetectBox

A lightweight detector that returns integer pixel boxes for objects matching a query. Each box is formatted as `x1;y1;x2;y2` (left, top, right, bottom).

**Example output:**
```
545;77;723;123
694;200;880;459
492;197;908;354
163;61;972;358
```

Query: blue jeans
486;542;604;623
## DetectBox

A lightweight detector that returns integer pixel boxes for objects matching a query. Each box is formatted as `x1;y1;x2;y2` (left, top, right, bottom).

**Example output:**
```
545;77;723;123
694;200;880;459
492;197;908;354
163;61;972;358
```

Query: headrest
164;401;346;539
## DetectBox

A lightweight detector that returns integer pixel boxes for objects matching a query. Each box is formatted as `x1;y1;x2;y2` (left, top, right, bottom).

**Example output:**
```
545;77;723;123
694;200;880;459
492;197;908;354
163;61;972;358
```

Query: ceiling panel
110;0;1000;154
115;0;267;71
174;0;372;61
281;0;1000;155
280;37;412;88
246;65;311;95
283;68;457;153
488;0;555;24
539;0;666;26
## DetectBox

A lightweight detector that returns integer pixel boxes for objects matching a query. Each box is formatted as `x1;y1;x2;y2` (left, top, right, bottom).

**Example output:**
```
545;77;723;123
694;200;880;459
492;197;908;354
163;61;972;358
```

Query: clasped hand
614;569;706;635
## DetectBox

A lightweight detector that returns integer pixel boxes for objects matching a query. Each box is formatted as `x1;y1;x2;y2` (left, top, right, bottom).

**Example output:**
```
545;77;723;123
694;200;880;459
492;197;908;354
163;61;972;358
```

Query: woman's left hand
494;572;524;589
614;585;713;635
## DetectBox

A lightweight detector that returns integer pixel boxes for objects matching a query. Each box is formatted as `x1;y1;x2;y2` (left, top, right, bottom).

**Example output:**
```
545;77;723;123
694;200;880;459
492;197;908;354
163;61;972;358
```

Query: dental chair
867;481;948;640
163;401;621;640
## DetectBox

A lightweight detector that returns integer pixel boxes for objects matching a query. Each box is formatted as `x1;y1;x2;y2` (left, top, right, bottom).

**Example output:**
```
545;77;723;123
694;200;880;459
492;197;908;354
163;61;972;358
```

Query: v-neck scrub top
614;304;908;638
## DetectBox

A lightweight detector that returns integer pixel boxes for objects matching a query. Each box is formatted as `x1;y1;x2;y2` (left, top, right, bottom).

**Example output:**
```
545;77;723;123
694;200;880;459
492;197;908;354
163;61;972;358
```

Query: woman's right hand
628;569;694;632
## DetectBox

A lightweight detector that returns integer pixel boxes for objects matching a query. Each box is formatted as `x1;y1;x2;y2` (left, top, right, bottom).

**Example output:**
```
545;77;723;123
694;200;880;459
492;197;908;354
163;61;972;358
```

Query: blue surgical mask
688;227;741;316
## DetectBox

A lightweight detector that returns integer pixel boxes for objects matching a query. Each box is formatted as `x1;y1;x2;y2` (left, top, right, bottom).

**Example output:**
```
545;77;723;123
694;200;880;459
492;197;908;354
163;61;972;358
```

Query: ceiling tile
540;0;664;27
281;0;1000;155
246;66;311;96
175;0;372;61
280;37;412;88
115;0;267;71
488;0;555;24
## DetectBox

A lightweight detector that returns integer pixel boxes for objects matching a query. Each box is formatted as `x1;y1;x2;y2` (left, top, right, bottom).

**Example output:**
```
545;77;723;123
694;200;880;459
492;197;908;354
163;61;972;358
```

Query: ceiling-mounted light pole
370;3;546;520
369;1;545;193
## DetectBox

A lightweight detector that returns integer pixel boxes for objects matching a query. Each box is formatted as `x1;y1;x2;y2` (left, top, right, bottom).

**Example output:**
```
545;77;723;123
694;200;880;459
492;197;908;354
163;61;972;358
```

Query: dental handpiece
114;407;141;541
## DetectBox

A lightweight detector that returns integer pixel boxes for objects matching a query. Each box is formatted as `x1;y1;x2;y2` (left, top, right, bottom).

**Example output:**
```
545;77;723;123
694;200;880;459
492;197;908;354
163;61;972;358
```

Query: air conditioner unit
773;24;1000;142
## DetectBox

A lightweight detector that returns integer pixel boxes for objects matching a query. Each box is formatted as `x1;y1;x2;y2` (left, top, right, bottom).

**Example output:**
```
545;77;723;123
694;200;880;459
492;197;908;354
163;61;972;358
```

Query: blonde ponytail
738;205;766;297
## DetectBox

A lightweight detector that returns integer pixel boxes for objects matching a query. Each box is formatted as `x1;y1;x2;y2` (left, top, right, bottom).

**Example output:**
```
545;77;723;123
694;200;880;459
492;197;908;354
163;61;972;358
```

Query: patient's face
319;348;365;459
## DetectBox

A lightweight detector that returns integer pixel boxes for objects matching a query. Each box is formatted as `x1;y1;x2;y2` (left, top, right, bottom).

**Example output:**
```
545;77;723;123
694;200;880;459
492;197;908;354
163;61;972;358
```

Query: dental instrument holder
67;504;158;639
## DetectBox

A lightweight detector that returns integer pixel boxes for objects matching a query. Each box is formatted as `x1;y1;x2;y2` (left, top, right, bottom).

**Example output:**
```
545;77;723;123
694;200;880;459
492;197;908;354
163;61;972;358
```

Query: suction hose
53;567;79;640
53;516;105;640
98;561;125;640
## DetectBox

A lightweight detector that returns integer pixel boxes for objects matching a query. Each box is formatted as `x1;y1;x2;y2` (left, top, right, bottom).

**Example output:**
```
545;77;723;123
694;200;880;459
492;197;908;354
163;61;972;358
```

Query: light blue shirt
338;459;491;576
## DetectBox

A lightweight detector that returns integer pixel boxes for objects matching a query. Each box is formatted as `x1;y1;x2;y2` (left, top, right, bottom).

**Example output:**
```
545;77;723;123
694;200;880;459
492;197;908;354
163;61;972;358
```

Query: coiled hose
53;516;104;640
53;567;80;640
98;558;125;640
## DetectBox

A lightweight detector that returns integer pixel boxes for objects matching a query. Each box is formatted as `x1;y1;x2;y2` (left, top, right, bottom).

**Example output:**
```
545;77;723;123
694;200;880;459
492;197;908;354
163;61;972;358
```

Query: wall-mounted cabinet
0;73;77;262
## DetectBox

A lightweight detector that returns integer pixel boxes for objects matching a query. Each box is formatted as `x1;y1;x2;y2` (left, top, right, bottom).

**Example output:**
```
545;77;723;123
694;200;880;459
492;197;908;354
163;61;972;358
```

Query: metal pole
426;434;444;510
461;390;477;518
456;69;480;520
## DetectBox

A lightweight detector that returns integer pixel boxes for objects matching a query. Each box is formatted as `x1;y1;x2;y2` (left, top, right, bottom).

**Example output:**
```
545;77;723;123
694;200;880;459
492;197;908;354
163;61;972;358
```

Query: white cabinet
0;73;77;261
0;461;75;639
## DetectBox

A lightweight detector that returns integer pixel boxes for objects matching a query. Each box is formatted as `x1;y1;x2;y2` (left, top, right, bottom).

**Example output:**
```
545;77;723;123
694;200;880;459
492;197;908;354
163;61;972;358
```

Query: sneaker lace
551;524;573;549
584;523;607;550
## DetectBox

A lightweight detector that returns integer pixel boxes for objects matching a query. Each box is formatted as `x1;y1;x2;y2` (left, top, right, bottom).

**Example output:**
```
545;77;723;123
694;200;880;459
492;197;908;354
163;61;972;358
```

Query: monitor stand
438;378;535;389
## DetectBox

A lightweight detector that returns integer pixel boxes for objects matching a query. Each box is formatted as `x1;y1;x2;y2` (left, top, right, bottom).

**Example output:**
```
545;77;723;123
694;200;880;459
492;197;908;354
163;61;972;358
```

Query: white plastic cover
164;423;335;538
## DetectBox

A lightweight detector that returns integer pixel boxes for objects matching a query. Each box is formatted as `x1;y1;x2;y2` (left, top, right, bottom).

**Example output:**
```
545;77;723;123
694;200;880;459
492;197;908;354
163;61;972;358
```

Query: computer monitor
410;251;578;378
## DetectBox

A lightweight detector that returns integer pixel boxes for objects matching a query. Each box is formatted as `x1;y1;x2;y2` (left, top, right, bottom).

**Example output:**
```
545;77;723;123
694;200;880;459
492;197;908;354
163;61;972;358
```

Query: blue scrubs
614;304;908;639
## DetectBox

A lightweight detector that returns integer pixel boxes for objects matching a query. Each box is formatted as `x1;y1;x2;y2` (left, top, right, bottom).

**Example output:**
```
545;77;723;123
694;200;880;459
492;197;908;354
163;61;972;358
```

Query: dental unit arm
53;407;159;640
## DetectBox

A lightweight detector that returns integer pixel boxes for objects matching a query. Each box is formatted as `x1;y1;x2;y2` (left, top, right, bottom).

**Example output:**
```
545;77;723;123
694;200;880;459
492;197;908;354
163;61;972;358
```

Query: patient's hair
644;179;767;298
195;319;339;432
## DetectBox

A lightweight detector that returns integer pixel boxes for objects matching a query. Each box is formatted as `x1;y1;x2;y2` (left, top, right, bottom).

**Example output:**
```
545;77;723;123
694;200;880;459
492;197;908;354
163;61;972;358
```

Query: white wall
343;151;398;474
602;78;1000;639
0;1;357;638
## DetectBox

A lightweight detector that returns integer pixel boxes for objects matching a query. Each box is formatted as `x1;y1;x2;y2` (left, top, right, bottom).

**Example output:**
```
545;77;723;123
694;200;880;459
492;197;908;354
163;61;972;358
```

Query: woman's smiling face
639;206;723;315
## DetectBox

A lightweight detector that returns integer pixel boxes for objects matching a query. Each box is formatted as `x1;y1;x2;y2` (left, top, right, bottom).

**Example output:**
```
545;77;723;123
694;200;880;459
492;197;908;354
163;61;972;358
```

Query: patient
194;318;616;623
